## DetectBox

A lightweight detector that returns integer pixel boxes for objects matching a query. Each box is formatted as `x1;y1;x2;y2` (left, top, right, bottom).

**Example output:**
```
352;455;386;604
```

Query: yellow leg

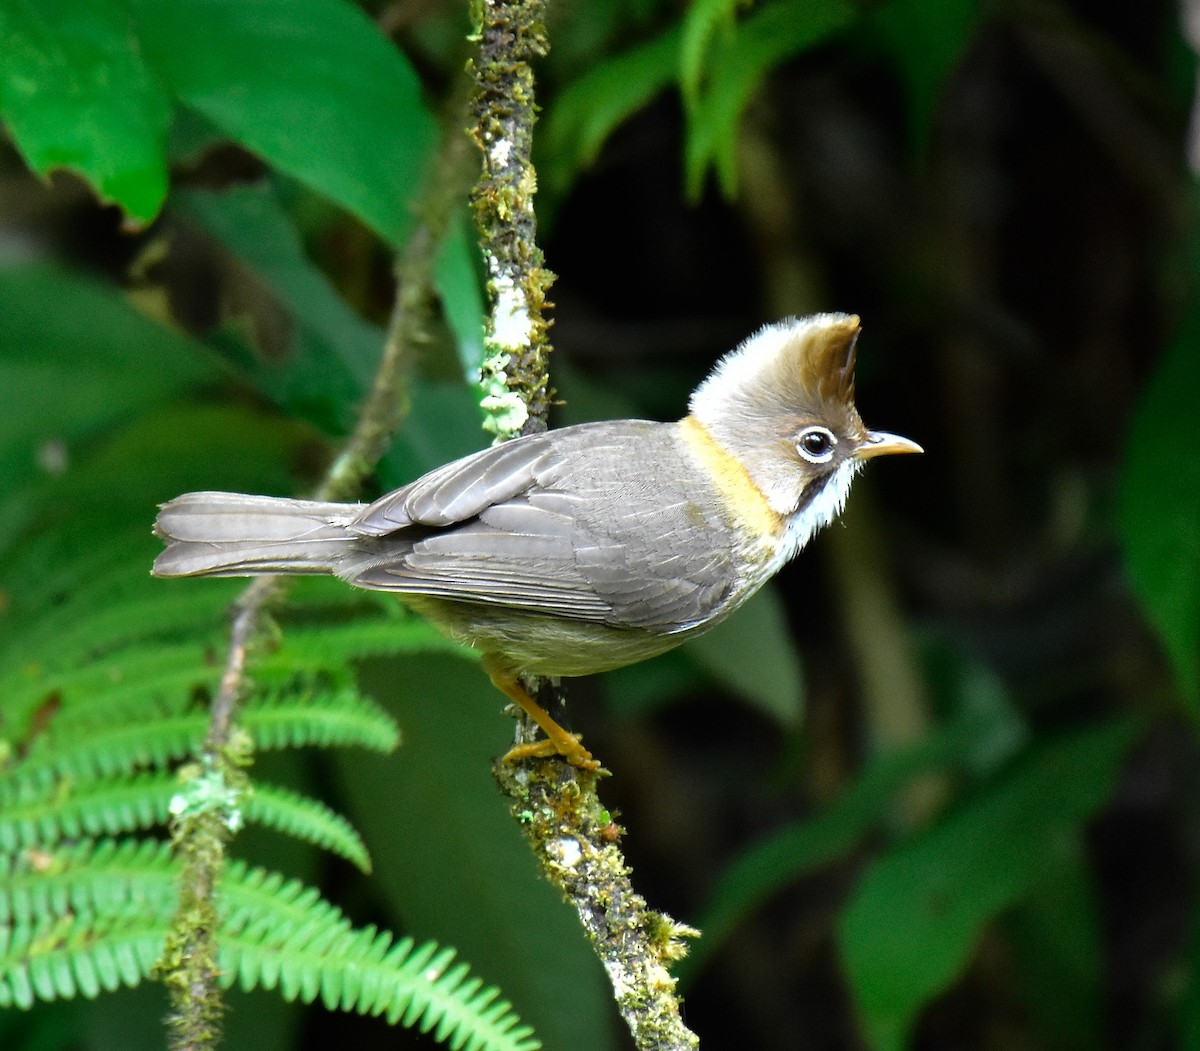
483;657;600;771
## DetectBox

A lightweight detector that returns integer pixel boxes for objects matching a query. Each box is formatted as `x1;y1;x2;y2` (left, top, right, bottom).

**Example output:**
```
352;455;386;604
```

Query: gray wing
342;421;737;632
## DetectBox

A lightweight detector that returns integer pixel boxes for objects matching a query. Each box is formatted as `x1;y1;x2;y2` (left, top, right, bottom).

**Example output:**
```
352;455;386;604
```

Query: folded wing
342;422;737;633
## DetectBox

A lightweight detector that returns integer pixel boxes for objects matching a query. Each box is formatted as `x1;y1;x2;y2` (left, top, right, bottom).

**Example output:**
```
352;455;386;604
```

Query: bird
153;313;921;770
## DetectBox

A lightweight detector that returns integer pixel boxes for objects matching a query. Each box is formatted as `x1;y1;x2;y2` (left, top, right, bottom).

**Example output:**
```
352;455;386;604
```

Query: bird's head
688;313;921;541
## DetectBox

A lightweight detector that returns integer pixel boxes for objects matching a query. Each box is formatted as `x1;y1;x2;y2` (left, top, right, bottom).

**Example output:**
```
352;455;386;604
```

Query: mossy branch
469;3;700;1047
493;762;701;1050
159;97;478;1050
470;0;556;438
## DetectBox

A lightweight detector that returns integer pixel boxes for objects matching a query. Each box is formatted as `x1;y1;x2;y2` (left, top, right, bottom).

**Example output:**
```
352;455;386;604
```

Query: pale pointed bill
856;431;924;459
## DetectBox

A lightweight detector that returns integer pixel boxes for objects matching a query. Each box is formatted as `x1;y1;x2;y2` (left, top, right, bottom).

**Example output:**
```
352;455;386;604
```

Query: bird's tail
152;491;362;578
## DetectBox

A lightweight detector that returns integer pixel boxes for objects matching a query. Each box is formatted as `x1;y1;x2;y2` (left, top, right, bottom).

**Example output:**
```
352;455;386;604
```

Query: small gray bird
154;313;921;768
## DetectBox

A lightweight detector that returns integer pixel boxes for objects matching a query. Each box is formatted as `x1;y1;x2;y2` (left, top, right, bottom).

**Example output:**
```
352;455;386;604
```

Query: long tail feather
152;492;362;578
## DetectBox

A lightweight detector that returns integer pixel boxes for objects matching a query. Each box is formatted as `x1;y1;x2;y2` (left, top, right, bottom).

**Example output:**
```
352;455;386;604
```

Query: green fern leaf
220;927;539;1051
0;907;169;1008
261;616;471;675
216;867;542;1048
57;585;233;655
0;771;371;871
245;782;372;873
2;685;399;796
241;688;401;753
12;710;218;788
0;844;540;1050
0;772;168;852
0;840;178;926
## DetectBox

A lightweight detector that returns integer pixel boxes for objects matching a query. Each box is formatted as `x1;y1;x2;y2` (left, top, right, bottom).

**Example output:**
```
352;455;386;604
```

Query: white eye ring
796;426;837;464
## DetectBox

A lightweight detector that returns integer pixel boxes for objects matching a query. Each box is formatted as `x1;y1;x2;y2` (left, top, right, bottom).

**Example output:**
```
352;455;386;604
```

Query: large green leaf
0;0;171;222
1178;883;1200;1047
0;266;210;483
175;185;484;481
1120;300;1200;705
684;0;856;197
1005;858;1103;1051
678;0;740;103
838;719;1138;1051
131;0;435;247
176;186;381;435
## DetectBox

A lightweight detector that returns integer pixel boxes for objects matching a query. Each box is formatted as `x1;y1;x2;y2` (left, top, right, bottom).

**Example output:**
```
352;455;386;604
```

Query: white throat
769;458;863;573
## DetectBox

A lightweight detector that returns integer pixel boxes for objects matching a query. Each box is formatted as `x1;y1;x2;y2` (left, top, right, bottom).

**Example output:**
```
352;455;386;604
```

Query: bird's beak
857;431;924;459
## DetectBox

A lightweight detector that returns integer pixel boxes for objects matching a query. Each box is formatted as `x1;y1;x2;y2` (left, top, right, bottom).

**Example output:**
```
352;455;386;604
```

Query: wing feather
349;434;554;534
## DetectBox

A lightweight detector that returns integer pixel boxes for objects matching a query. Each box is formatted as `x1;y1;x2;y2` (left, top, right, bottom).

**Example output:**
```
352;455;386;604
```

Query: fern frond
20;587;236;667
2;534;174;625
0;772;170;852
2;686;399;796
0;771;370;871
0;840;176;1007
245;783;372;873
0;846;541;1050
6;583;236;675
217;883;541;1051
241;689;400;753
261;617;471;675
5;641;218;735
0;609;225;740
0;906;168;1008
10;711;216;789
0;840;179;925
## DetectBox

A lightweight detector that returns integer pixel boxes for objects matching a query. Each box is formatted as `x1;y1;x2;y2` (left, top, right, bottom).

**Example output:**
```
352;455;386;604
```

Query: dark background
2;0;1199;1048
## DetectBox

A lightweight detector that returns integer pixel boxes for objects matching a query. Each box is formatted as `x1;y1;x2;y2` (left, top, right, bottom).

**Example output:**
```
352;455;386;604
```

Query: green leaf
1;846;542;1048
1120;300;1200;705
436;212;487;381
1178;887;1200;1047
0;0;171;222
1006;858;1103;1051
683;585;803;725
678;0;742;103
176;185;382;435
838;719;1138;1051
602;649;709;718
131;0;435;246
540;26;681;197
685;0;856;198
680;694;1021;984
245;783;372;874
0;266;211;499
868;0;982;155
175;184;484;479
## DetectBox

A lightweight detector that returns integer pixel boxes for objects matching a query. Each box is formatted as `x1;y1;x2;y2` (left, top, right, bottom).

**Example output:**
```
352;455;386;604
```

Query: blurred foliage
1;0;1198;1049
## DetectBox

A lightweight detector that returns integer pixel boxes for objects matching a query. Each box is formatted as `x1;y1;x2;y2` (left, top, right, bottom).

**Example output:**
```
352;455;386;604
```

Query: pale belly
401;594;715;678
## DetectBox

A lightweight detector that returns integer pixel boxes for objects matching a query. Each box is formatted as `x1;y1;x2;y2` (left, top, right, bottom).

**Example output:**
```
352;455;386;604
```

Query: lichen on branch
470;0;556;437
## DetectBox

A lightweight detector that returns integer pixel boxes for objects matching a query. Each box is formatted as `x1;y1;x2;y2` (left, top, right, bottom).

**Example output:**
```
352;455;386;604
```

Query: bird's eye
797;426;837;464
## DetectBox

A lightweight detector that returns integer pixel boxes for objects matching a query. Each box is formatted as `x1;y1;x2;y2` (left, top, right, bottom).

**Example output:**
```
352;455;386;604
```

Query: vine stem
159;92;477;1051
471;2;701;1047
